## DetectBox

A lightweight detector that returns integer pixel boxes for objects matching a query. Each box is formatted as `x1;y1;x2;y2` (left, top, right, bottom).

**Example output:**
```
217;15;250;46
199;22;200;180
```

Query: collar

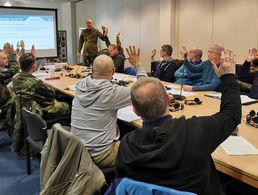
143;115;172;130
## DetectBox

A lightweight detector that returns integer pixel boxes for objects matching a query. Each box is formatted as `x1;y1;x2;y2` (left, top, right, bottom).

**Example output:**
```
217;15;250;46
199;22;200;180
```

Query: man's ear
166;94;170;106
132;106;140;116
112;67;115;75
32;63;36;72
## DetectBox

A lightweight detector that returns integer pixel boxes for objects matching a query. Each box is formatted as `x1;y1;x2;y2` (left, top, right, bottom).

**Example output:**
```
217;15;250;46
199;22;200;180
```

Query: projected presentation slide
0;15;55;50
0;7;58;58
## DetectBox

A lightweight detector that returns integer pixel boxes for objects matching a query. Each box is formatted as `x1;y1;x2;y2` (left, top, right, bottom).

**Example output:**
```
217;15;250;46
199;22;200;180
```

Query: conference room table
36;65;258;188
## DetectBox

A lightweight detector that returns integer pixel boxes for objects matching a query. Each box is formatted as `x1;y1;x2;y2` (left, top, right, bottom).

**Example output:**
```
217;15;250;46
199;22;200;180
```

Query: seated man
174;47;203;85
115;50;241;195
181;44;223;91
12;53;70;120
71;46;147;168
238;48;258;99
0;45;20;129
108;44;125;73
151;44;179;82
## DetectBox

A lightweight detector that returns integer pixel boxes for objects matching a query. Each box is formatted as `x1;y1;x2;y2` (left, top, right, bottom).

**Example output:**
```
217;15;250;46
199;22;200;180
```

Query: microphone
173;60;186;101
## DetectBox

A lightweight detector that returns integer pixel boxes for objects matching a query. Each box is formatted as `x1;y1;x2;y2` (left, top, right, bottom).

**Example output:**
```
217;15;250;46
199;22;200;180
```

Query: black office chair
22;107;47;175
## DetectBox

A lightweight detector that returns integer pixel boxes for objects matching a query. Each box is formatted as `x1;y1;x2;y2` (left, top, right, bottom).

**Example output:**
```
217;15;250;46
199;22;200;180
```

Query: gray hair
211;44;224;57
131;77;167;121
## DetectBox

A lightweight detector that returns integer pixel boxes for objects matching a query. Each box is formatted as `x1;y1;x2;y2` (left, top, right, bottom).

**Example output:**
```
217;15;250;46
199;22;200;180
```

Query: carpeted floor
0;130;40;195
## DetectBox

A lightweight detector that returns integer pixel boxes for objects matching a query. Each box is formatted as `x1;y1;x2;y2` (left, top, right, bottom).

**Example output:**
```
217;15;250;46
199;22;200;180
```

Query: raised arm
238;49;256;83
189;50;241;154
126;46;147;79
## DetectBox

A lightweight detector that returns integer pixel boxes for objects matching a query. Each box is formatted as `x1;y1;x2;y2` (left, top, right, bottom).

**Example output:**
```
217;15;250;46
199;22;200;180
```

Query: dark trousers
83;53;98;66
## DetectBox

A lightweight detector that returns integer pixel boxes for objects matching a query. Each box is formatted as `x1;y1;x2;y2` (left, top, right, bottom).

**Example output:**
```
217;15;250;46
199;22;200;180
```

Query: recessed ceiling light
4;2;12;7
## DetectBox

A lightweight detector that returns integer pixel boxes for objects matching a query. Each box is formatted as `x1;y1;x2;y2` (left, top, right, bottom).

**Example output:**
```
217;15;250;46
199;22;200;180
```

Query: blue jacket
151;59;179;82
174;61;203;86
105;178;196;195
183;60;221;91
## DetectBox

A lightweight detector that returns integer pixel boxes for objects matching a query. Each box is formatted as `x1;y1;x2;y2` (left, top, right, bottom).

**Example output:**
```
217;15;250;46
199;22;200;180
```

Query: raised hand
31;45;36;58
151;49;156;58
126;46;140;67
103;27;108;36
212;50;235;77
180;46;188;59
4;42;14;55
246;48;257;62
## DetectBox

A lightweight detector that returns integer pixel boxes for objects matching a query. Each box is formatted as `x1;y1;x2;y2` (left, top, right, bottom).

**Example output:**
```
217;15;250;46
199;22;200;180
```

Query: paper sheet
167;89;197;97
205;93;258;105
66;84;76;91
221;136;258;155
118;106;141;122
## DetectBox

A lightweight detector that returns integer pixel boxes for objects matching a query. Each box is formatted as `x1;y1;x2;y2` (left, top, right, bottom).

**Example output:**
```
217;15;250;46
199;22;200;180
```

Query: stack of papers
118;106;141;122
221;136;258;155
205;93;258;105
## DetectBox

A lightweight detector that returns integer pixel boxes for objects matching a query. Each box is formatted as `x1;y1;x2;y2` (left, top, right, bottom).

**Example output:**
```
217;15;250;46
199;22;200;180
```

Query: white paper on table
33;71;49;77
205;93;258;104
113;73;137;83
167;89;197;97
164;85;178;89
220;136;258;155
66;84;76;91
118;106;141;122
240;95;258;104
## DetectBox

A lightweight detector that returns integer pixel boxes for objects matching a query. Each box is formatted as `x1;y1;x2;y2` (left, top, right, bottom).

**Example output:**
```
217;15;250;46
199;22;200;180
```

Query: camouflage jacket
12;72;56;108
0;54;19;121
78;28;108;56
0;54;19;85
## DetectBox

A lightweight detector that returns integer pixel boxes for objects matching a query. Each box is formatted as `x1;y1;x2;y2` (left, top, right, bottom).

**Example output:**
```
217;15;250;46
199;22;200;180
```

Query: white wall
76;0;176;71
76;0;258;65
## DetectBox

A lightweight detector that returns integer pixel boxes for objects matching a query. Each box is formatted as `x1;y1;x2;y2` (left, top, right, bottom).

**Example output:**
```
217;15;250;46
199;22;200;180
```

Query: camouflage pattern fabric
78;28;107;66
12;72;70;120
0;54;19;129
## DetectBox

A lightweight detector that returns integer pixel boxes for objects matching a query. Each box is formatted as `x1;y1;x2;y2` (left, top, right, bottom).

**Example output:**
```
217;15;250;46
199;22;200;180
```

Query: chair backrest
124;67;137;76
105;178;197;195
22;107;47;141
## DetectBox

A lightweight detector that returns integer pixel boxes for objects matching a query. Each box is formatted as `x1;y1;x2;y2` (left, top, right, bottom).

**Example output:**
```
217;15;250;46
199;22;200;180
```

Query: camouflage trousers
43;100;70;120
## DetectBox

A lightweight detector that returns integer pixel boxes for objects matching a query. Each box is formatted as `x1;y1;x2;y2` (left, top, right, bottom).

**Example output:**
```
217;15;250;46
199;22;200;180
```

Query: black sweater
115;74;241;195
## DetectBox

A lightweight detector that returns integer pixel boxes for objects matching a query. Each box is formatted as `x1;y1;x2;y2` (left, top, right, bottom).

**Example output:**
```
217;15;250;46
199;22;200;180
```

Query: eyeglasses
207;50;219;54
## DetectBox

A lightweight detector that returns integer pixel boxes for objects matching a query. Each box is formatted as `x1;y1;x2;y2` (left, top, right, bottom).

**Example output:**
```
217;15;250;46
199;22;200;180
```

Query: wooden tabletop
37;67;258;188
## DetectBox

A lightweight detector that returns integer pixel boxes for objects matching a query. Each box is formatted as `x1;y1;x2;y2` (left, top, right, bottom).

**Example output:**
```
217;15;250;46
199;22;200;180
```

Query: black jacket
115;74;241;195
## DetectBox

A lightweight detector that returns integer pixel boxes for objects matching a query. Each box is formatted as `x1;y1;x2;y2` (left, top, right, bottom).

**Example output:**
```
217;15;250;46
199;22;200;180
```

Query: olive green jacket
40;124;105;195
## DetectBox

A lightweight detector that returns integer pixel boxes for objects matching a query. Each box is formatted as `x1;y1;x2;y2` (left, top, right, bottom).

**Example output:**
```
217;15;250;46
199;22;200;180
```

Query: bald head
131;77;169;121
0;51;8;67
86;19;93;29
92;54;115;80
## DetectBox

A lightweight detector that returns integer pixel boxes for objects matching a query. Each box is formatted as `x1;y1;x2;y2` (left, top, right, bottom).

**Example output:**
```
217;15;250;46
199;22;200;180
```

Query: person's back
12;53;70;119
71;48;147;168
115;50;241;195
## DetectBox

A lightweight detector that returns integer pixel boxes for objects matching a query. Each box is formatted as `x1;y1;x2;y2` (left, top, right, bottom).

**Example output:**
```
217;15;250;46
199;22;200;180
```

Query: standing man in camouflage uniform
12;53;70;120
77;19;108;66
0;44;20;129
